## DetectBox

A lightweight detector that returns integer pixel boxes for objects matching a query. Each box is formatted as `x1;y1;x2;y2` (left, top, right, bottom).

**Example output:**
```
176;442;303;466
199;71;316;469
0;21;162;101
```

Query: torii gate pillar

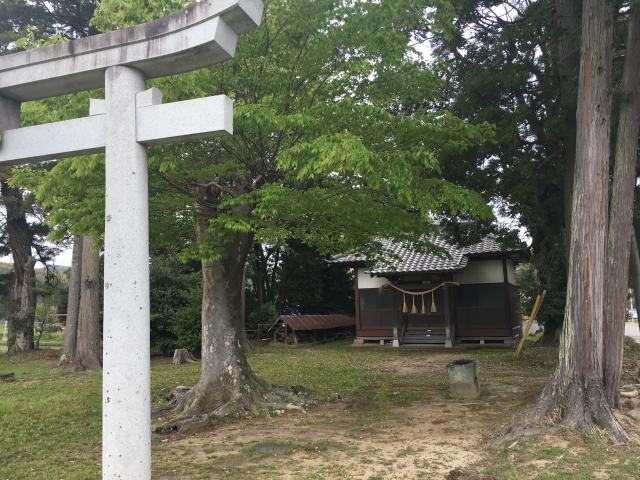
0;96;19;132
0;2;263;478
102;65;151;477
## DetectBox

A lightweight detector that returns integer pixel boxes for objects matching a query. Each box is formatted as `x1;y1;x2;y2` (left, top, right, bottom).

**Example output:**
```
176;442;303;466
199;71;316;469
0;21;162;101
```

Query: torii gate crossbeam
0;1;263;478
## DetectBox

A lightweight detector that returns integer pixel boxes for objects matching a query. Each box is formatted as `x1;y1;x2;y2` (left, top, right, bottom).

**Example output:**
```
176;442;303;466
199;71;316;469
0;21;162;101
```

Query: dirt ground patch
153;346;555;479
3;340;638;479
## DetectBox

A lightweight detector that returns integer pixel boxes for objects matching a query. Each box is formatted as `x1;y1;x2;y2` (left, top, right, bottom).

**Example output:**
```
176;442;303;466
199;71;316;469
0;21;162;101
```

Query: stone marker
0;372;16;382
0;1;263;478
447;359;480;399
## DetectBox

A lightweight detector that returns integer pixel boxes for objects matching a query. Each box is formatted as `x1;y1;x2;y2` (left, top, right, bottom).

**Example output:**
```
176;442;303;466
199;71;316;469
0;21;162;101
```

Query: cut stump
172;349;196;365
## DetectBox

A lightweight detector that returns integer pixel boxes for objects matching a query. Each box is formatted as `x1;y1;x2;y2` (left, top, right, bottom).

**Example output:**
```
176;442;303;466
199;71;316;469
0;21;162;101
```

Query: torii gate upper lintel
0;0;263;101
0;2;263;479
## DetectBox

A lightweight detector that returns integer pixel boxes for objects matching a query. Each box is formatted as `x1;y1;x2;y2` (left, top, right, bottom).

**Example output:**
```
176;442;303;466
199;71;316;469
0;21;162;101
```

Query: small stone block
89;98;106;116
136;87;163;107
447;359;480;399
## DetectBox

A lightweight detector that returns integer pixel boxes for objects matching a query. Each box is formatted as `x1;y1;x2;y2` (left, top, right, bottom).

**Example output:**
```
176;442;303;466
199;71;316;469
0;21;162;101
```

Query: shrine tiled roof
367;238;468;274
330;235;527;275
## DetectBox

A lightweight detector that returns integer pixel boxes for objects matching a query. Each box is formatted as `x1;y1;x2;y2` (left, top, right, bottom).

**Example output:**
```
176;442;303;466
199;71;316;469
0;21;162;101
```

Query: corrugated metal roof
277;314;355;331
330;235;527;275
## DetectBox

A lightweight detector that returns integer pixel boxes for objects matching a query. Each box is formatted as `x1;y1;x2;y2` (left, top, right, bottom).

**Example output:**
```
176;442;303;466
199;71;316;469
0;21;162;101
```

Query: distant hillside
0;262;70;274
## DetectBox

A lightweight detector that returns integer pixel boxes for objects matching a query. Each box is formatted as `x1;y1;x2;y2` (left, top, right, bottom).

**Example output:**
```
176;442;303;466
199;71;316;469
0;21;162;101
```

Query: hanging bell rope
382;280;458;314
383;281;459;297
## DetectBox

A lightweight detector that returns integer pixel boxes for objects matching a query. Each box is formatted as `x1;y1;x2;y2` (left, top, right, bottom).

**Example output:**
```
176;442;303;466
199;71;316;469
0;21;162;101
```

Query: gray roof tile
330;235;527;275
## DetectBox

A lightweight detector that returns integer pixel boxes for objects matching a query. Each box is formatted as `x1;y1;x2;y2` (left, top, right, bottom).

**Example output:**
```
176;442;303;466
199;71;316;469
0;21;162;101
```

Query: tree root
152;384;317;436
500;373;637;445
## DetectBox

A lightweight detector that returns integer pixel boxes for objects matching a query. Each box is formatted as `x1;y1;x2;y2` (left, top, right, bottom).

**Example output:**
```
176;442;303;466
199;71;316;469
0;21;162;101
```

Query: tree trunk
72;236;102;371
253;243;266;307
534;0;582;343
1;179;36;355
178;185;268;416
512;0;630;442
239;268;252;352
59;235;83;366
631;228;640;320
603;5;640;408
12;256;36;352
554;0;582;259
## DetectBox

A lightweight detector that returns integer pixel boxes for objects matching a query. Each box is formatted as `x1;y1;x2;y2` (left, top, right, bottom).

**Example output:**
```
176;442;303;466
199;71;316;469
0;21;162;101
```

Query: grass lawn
0;341;639;479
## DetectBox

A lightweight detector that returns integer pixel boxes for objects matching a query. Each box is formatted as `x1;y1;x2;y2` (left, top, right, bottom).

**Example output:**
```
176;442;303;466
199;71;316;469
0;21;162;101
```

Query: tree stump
172;349;196;364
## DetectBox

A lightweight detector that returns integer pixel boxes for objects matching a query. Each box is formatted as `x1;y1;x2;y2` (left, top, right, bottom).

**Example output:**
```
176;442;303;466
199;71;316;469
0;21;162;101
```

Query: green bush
247;302;277;330
150;254;202;356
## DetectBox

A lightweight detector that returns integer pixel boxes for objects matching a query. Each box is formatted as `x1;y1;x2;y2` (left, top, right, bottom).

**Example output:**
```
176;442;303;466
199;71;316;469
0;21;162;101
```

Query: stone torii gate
0;0;263;478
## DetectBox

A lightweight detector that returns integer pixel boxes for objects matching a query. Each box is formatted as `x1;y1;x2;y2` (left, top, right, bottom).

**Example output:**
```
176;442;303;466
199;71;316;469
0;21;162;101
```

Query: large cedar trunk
631;229;640;320
178;186;267;416
72;236;102;371
535;0;581;344
555;0;582;258
1;180;36;355
512;0;629;442
603;6;640;407
60;235;83;366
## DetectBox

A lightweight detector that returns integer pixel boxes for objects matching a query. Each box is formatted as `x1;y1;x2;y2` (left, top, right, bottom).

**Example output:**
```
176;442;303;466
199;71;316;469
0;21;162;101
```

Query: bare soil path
153;346;557;479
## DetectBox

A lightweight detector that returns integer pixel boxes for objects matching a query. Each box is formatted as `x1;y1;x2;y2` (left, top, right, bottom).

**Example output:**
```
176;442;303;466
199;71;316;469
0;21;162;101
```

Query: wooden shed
269;314;356;345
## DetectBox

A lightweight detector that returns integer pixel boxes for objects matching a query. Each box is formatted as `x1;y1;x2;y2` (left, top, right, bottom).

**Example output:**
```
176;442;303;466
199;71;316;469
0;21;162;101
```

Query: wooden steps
402;328;446;345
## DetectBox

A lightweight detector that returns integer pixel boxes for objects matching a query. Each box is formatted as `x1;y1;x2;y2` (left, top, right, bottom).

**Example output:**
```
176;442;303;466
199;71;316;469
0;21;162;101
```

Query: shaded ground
625;321;640;343
1;340;640;479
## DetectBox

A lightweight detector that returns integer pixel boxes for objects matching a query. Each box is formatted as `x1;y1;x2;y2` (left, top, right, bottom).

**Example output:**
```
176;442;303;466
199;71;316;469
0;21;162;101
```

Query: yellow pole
515;290;547;357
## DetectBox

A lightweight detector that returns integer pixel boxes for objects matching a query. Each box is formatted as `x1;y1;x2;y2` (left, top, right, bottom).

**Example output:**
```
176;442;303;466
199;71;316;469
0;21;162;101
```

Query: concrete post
102;66;151;480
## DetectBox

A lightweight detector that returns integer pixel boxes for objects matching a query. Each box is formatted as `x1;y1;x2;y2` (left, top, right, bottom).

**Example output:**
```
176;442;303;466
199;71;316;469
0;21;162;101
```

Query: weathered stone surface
0;93;232;165
0;0;263;101
447;359;480;399
446;468;500;480
0;115;105;165
0;3;263;479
